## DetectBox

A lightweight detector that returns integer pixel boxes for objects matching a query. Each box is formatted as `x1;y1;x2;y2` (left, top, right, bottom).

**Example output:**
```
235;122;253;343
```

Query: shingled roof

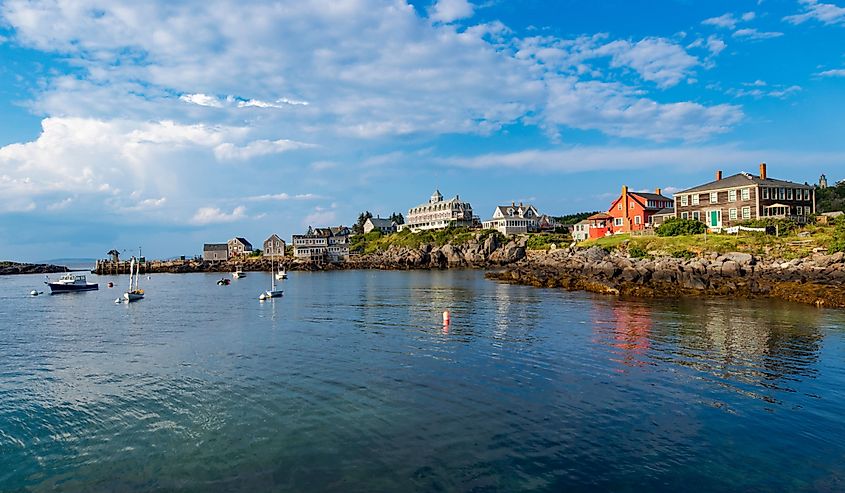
678;172;813;194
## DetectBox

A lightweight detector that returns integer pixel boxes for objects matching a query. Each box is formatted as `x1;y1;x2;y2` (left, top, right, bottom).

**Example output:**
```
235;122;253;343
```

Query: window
728;190;737;202
631;202;635;209
806;206;812;216
681;212;688;219
762;188;769;199
729;208;738;220
787;189;793;200
692;211;700;221
742;188;750;201
614;218;623;226
779;188;785;200
804;189;810;201
692;194;699;205
635;215;641;224
618;204;622;210
710;192;718;203
681;195;688;206
742;207;751;220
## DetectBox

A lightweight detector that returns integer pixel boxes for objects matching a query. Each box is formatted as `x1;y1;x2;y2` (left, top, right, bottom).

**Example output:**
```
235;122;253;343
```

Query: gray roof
634;192;673;201
204;243;228;251
653;208;675;216
678;172;813;194
367;218;395;228
264;234;283;243
231;237;253;248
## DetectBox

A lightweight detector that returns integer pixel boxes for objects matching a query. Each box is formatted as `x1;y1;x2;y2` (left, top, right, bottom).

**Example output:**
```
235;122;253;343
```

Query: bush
526;233;571;251
628;244;648;258
737;218;797;235
671;249;695;259
829;217;845;253
656;218;707;237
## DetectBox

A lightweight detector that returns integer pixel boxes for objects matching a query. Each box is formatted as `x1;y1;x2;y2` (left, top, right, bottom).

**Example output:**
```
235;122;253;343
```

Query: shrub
526;233;571;251
671;249;695;259
656;218;707;237
628;244;648;258
737;218;797;235
829;217;845;253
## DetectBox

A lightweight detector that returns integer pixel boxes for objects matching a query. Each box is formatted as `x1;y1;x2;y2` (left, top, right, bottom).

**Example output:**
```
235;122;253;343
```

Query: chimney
655;188;662;196
519;201;523;207
512;201;515;207
760;162;767;180
716;170;722;181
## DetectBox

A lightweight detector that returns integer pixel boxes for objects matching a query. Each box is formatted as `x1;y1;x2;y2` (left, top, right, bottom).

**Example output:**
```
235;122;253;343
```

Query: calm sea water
2;270;845;492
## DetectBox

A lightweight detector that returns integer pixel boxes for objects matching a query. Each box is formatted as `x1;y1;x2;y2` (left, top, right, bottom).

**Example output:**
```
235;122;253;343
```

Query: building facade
203;243;229;261
292;227;350;261
364;217;397;235
399;190;475;232
227;237;253;257
482;202;557;236
607;186;674;234
571;220;590;242
263;234;286;257
674;164;815;229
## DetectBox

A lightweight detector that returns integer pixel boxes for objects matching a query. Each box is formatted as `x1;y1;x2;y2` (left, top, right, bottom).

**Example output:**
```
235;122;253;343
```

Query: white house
292;227;350;261
364;217;397;235
399;190;474;232
482;202;556;236
571;220;590;242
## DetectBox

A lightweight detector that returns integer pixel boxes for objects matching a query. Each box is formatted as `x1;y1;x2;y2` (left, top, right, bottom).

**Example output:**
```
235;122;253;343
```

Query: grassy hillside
579;220;845;259
816;182;845;213
349;228;506;255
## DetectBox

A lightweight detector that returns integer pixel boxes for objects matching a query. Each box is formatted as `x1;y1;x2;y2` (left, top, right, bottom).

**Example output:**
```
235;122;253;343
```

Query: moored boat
122;256;144;303
45;273;99;293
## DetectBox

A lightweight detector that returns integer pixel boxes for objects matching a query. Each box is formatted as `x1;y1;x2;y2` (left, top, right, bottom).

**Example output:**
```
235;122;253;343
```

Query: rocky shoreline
486;247;845;309
0;262;70;276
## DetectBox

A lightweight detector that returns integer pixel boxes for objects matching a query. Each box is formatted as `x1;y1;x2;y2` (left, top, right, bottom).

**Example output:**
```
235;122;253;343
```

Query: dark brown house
674;163;815;229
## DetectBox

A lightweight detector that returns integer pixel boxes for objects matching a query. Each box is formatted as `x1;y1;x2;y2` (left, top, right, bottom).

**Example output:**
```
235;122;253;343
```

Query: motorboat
232;268;246;279
275;268;287;280
45;273;99;293
217;278;231;286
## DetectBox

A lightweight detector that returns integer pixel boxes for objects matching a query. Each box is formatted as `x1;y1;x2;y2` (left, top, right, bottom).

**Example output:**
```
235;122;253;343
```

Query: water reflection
593;298;824;403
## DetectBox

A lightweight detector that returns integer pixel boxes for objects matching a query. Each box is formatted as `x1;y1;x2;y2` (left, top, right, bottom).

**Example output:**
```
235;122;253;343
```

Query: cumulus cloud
702;13;740;29
597;37;699;88
191;205;247;225
179;93;224;108
429;0;474;23
784;0;845;26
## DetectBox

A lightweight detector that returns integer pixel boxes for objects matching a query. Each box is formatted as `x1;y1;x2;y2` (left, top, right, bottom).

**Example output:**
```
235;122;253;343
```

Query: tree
389;212;405;225
353;211;373;234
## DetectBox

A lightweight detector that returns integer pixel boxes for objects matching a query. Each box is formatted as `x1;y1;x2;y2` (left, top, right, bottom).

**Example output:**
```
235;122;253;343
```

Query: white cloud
439;145;845;173
733;28;784;39
213;139;315;161
429;0;474;23
741;12;757;21
191;205;247;225
179;93;224;108
598;37;699;88
237;98;309;108
817;68;845;76
703;13;739;29
784;0;845;26
245;193;322;201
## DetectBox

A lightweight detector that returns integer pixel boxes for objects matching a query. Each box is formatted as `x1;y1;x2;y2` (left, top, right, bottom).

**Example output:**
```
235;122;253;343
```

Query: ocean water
1;270;844;492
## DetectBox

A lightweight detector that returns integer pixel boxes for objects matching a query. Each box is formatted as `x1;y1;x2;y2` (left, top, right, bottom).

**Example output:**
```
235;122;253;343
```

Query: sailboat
123;256;145;302
259;255;284;300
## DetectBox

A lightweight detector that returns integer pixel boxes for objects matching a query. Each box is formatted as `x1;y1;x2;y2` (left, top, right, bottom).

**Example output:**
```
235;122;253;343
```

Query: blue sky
1;0;844;261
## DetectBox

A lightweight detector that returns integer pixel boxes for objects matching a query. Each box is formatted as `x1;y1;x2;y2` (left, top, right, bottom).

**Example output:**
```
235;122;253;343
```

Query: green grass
525;233;571;251
578;223;840;259
349;227;508;255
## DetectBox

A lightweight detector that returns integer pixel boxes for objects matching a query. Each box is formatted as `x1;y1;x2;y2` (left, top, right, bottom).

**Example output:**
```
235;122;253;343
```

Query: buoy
30;290;38;296
259;293;267;301
108;282;114;288
442;310;451;324
114;298;122;304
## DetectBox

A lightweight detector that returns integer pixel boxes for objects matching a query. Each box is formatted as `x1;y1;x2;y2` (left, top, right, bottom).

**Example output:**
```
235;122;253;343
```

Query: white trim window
804;189;810;201
779;188;785;200
805;206;812;216
762;188;769;199
742;207;751;220
692;211;700;221
710;192;718;203
614;218;623;226
681;195;688;206
635;215;641;225
729;208;738;220
681;212;688;219
742;188;750;201
692;194;699;205
618;204;623;210
787;189;793;200
728;190;737;202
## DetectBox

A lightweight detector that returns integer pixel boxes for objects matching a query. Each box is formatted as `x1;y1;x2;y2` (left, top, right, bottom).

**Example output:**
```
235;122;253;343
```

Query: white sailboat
123;256;145;302
259;255;284;300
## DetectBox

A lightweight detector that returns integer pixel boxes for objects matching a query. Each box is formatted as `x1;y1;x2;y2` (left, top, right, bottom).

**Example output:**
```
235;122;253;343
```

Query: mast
128;257;135;291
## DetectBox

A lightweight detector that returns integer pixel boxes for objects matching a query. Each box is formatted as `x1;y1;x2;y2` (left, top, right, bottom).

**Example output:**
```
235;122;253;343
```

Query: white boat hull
124;292;144;302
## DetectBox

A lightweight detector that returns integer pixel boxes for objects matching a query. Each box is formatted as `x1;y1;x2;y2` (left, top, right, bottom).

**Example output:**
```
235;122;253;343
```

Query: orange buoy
442;310;451;324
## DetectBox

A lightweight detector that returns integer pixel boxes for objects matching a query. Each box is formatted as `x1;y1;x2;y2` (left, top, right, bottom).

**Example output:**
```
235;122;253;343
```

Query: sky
0;0;844;261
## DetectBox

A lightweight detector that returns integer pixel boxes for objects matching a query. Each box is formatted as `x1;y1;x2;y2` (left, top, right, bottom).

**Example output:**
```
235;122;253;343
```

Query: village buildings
263;234;286;257
674;164;815;229
482;202;557;236
292;227;350;261
202;243;229;261
399;190;475;232
227;237;253;257
364;217;397;235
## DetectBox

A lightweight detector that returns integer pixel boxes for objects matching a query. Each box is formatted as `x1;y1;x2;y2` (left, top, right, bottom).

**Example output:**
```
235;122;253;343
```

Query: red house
590;186;674;239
